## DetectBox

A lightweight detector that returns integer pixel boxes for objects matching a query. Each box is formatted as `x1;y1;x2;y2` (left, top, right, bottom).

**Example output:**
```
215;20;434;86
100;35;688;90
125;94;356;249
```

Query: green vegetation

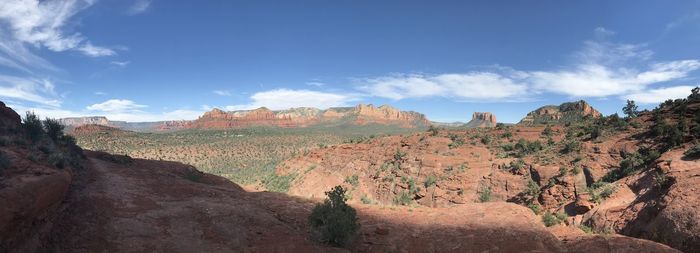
360;194;372;204
423;175;437;188
623;100;638;118
684;144;700;159
478;186;492;202
528;203;541;215
602;149;660;182
394;191;412;205
74;125;419;190
344;174;359;187
184;168;204;182
309;186;360;247
0;151;11;175
262;173;296;193
22;112;44;142
543;212;567;227
542;125;554;137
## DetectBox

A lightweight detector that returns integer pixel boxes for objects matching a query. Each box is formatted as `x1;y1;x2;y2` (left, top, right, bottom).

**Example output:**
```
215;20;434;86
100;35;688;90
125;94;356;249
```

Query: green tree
309;186;360;247
623;100;638;118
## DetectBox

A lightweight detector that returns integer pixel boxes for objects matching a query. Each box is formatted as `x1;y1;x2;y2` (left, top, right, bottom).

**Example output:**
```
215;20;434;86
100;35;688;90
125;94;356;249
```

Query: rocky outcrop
59;116;112;127
465;112;497;128
519;100;602;125
0;102;21;133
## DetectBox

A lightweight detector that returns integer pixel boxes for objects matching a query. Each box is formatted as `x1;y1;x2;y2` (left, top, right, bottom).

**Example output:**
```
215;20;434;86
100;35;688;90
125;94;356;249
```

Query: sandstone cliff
519;100;602;125
186;104;429;129
465;112;497;128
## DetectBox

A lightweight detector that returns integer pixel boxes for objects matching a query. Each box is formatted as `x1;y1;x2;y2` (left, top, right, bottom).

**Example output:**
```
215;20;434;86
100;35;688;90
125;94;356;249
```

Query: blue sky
1;0;700;123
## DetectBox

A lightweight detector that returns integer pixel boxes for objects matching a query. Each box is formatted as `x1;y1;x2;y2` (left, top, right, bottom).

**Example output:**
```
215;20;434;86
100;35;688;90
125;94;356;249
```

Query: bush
423;175;437;188
683;144;700;159
48;152;66;169
43;118;65;142
543;212;567;227
394;191;412;205
542;125;554;136
524;179;540;199
360;194;372;204
23;112;45;142
344;174;359;187
480;135;492;145
428;125;439;136
561;138;581;154
0;151;11;174
528;203;541;214
479;186;492;202
309;186;360;247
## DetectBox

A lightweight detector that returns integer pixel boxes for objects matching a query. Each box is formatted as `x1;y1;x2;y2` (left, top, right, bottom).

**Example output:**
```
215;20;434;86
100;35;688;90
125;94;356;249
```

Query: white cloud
87;99;147;112
78;42;116;57
623;85;696;104
306;81;326;87
0;75;61;107
9;103;203;122
0;0;114;57
110;61;130;67
94;91;106;95
127;0;151;15
359;30;700;101
213;90;231;96
225;89;354;111
359;72;528;101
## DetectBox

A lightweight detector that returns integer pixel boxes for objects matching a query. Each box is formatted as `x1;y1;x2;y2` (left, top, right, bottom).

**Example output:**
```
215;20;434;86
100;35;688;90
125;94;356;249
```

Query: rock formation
465;112;497;128
519;100;602;125
185;103;429;129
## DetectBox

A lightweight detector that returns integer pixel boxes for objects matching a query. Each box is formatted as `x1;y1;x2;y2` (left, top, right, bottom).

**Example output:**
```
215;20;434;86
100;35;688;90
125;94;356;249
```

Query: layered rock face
186;104;429;129
59;116;111;127
519;100;602;125
465;112;497;128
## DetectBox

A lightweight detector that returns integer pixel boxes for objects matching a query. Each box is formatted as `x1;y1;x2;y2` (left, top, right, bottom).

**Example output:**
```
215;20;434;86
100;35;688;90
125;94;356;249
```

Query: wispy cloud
110;61;130;67
213;90;231;96
225;89;355;111
358;72;528;101
623;85;697;104
0;75;61;107
87;99;147;112
127;0;152;15
0;0;115;57
358;28;700;102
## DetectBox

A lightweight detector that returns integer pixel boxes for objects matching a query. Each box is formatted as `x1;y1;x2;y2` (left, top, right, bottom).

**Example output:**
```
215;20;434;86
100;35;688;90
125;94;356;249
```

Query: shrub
0;151;11;174
561;138;581;154
683;144;700;159
360;194;372;204
528;203;541;214
344;174;359;187
542;212;560;227
542;125;554;137
23;112;45;142
262;173;296;193
579;224;593;234
184;168;204;182
543;212;567;227
394;191;412;205
480;135;492;145
48;152;66;169
394;149;406;161
309;186;360;247
423;175;437;188
428;125;439;136
558;167;568;177
43;118;65;142
524;179;540;199
653;172;670;189
479;186;492;202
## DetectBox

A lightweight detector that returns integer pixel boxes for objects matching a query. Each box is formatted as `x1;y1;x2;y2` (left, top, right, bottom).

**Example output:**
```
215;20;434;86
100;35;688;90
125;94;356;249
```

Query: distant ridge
59;103;430;131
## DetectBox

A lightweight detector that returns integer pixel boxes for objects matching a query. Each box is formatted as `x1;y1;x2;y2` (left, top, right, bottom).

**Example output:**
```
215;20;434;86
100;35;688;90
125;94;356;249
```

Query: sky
1;0;700;123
